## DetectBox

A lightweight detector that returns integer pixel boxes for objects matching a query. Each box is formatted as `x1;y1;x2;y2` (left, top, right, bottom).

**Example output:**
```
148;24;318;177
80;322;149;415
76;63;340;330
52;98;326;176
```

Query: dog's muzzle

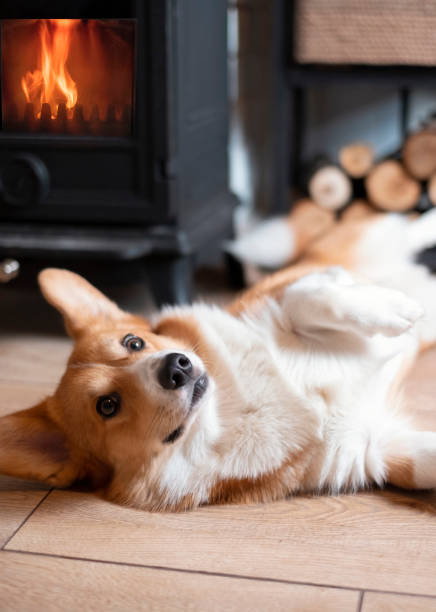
158;353;193;389
157;352;208;406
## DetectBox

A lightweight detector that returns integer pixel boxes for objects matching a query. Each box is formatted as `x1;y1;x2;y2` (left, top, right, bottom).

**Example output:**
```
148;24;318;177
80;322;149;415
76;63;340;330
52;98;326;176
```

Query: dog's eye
163;425;184;444
96;393;121;419
122;334;145;352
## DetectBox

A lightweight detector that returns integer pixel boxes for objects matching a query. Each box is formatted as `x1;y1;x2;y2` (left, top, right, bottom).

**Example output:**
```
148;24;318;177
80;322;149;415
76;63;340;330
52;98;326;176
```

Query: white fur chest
175;305;325;480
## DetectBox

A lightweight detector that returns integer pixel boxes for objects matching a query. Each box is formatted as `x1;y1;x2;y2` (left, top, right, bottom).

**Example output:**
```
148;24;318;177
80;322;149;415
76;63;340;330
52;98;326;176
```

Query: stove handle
0;154;50;207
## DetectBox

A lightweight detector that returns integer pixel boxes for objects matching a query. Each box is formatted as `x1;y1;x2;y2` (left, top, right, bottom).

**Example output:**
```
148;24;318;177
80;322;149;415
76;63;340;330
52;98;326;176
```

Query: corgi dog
2;202;436;512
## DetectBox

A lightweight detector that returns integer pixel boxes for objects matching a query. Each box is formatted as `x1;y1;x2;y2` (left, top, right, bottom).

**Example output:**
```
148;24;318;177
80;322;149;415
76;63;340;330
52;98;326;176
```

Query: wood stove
0;1;236;304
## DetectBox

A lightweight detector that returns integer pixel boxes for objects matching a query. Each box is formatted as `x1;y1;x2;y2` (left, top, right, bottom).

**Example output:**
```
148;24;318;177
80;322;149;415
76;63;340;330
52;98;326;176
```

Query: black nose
158;353;193;390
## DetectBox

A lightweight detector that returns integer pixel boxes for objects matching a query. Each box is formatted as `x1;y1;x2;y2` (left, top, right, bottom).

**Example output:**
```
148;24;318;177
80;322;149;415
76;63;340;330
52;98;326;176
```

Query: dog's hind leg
280;267;423;340
375;429;436;490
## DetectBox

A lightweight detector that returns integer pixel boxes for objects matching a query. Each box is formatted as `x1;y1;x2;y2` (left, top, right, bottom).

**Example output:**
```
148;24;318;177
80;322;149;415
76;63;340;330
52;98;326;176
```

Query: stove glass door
1;19;135;137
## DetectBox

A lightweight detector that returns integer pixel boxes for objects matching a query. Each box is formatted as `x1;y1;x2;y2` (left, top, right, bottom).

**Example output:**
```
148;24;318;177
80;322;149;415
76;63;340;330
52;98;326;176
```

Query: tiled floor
1;280;436;611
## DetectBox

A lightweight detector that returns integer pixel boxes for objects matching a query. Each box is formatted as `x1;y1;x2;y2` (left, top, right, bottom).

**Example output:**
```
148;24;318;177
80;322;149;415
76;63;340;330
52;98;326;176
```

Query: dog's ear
0;400;80;487
38;268;125;338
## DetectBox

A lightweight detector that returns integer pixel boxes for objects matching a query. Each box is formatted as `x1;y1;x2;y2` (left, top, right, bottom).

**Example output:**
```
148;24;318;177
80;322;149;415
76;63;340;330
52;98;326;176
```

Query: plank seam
3;548;436;599
1;490;52;551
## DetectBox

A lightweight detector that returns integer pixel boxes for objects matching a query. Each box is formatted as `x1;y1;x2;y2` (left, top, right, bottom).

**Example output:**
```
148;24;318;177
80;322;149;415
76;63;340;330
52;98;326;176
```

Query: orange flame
21;19;79;116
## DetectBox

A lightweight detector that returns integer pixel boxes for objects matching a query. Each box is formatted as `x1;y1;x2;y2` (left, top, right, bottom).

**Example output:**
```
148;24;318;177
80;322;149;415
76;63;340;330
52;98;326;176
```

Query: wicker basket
294;0;436;66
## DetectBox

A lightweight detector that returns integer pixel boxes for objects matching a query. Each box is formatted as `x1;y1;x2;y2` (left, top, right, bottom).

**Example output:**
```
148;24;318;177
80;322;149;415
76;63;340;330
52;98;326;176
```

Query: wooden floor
1;281;436;611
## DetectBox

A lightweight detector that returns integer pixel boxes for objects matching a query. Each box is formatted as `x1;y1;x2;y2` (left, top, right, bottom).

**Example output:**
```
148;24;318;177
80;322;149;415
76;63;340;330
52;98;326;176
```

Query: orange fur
208;449;316;506
385;455;415;489
288;199;336;259
0;401;74;486
228;263;323;316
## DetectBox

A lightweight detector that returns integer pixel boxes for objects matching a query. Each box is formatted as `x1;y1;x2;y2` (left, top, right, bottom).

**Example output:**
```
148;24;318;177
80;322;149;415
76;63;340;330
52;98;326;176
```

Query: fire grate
2;18;135;137
6;101;132;136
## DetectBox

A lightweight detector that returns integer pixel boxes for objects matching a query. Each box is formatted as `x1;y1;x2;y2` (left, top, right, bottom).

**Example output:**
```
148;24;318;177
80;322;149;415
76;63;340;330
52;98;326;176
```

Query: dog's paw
344;285;424;337
322;266;356;286
290;267;355;292
282;270;423;339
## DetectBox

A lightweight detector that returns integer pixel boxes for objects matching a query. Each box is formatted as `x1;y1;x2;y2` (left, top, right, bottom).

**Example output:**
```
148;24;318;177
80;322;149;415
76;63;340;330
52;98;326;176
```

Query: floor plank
0;484;49;548
0;381;52;549
362;592;436;611
6;488;436;596
0;551;359;612
0;382;54;417
0;335;71;384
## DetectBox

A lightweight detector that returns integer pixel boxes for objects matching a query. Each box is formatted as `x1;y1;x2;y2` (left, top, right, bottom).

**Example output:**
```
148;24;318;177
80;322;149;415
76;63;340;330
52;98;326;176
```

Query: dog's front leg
280;267;423;339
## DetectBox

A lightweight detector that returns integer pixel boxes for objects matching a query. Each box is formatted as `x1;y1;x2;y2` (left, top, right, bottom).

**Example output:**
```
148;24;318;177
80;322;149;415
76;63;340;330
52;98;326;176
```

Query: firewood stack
303;127;436;214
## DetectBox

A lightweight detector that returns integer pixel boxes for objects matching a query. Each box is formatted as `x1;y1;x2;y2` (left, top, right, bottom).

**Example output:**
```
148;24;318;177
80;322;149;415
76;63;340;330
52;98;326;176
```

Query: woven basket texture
295;0;436;65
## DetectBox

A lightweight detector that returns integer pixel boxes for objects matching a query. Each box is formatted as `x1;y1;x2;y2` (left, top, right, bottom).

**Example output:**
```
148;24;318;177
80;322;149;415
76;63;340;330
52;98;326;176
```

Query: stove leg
146;254;194;308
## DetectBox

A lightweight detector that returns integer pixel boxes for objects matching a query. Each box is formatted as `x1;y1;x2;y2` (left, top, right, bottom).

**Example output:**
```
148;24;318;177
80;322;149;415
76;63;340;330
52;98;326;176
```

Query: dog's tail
225;199;335;269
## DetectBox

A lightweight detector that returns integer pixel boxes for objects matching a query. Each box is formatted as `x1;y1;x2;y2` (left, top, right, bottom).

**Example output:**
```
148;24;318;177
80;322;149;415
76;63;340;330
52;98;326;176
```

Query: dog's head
0;269;215;510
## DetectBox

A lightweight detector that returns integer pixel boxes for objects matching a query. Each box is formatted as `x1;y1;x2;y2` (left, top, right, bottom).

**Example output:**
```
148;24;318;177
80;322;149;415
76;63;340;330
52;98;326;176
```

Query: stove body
0;1;236;303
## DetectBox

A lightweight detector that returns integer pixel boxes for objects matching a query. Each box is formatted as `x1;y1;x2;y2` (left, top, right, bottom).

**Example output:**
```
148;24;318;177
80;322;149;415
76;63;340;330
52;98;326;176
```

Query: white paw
344;285;424;337
290;267;355;292
323;266;356;286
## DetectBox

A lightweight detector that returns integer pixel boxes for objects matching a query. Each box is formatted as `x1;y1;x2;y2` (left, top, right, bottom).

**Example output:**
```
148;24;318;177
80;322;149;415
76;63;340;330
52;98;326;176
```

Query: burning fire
3;17;135;135
21;19;79;117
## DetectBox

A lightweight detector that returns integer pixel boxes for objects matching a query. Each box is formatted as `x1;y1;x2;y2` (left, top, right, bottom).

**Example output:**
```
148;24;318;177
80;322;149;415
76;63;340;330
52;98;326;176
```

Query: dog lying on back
2;203;436;511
